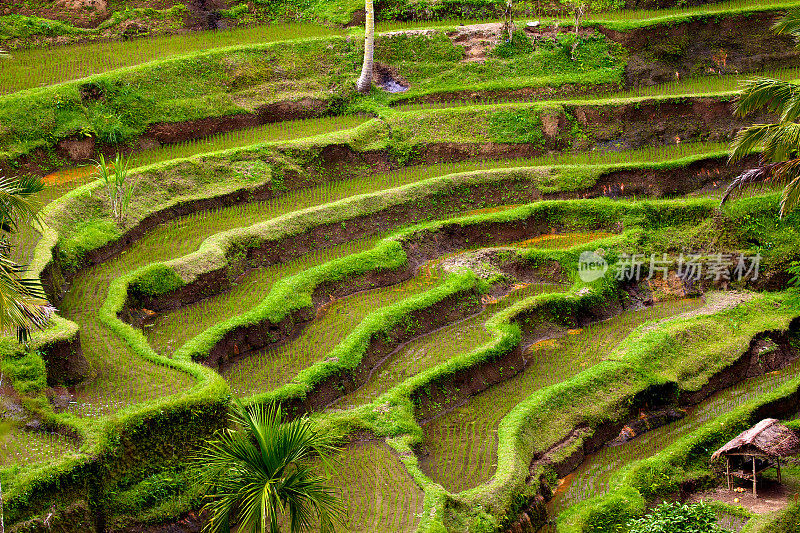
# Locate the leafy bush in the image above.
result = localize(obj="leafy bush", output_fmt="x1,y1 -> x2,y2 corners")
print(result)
492,30 -> 534,58
627,502 -> 730,533
129,265 -> 184,297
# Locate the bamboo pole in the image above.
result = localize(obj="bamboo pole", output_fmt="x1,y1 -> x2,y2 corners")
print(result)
726,456 -> 731,490
752,456 -> 757,498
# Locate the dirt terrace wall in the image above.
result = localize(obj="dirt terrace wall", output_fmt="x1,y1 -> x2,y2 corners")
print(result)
505,317 -> 800,533
127,175 -> 545,314
141,98 -> 333,145
408,99 -> 768,166
390,83 -> 621,107
411,287 -> 629,424
128,150 -> 752,312
15,92 -> 769,181
41,174 -> 302,303
39,330 -> 88,386
599,11 -> 800,88
282,287 -> 484,417
6,395 -> 228,533
392,12 -> 797,105
124,154 -> 753,364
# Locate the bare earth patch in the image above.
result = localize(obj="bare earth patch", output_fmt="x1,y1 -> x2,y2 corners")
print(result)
689,481 -> 793,515
448,23 -> 503,62
640,290 -> 754,335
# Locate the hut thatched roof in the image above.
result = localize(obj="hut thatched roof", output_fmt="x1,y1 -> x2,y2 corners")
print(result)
712,419 -> 800,460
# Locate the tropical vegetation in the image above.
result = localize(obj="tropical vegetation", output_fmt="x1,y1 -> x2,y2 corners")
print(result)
195,400 -> 343,533
0,175 -> 51,343
1,2 -> 800,533
724,11 -> 800,217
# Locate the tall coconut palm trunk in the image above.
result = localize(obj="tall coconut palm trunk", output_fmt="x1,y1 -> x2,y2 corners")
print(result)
356,0 -> 374,93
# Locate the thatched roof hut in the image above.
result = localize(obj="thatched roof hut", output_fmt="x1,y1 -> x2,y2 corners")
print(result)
711,418 -> 800,497
712,419 -> 800,461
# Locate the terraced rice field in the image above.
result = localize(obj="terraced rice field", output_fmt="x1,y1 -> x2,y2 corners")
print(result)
6,4 -> 800,531
127,115 -> 371,169
146,235 -> 387,356
512,232 -> 616,250
59,252 -> 196,418
224,260 -> 446,395
549,358 -> 800,516
0,23 -> 341,94
420,298 -> 705,493
334,282 -> 567,409
0,425 -> 78,466
331,439 -> 425,533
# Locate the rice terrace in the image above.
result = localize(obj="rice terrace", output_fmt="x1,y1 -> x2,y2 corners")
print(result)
6,0 -> 800,532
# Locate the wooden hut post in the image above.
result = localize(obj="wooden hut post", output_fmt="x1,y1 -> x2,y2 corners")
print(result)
726,457 -> 731,490
777,457 -> 782,484
752,456 -> 757,498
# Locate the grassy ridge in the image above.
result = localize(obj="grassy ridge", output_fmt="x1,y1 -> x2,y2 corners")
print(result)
115,152 -> 737,374
10,186 -> 800,529
556,299 -> 800,531
3,113 -> 792,528
551,357 -> 800,516
421,298 -> 703,494
452,292 -> 799,532
4,2 -> 800,528
0,26 -> 625,163
0,22 -> 340,89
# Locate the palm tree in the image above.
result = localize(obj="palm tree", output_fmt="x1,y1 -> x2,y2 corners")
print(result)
196,399 -> 344,533
0,175 -> 52,344
722,12 -> 800,218
356,0 -> 374,93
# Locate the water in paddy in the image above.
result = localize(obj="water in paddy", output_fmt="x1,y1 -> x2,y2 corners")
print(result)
224,261 -> 447,396
56,153 -> 580,418
146,235 -> 385,356
0,423 -> 78,466
330,439 -> 424,533
334,283 -> 568,410
420,298 -> 704,494
547,358 -> 800,519
513,232 -> 615,250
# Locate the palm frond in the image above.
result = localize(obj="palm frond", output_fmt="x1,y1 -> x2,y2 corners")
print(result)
780,175 -> 800,218
197,398 -> 345,533
0,175 -> 43,232
762,121 -> 800,161
721,158 -> 800,205
730,122 -> 800,163
734,78 -> 800,118
0,254 -> 53,343
773,10 -> 800,37
730,124 -> 773,162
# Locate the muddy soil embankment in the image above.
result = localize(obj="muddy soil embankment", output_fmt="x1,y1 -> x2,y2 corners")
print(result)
505,317 -> 800,533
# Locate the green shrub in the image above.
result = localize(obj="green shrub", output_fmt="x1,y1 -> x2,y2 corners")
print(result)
129,264 -> 185,297
0,346 -> 46,396
493,30 -> 534,58
627,501 -> 730,533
